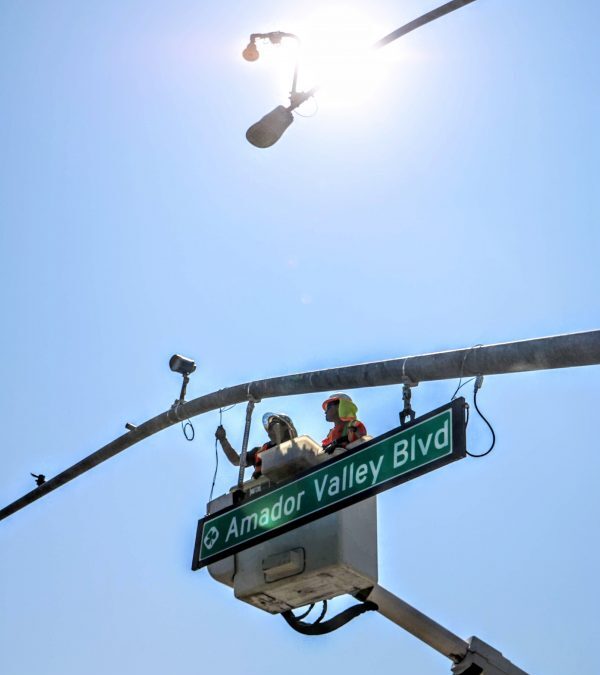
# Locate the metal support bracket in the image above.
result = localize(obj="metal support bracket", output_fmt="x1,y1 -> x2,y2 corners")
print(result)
236,388 -> 262,489
399,378 -> 418,427
451,637 -> 529,675
399,357 -> 419,427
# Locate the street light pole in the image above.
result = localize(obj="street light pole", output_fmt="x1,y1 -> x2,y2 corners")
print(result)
244,0 -> 481,146
1,329 -> 599,522
361,585 -> 529,674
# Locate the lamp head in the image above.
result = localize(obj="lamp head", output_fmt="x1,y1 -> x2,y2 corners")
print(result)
242,41 -> 259,62
246,105 -> 294,148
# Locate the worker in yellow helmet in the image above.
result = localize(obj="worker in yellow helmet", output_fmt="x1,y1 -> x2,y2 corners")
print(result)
321,393 -> 367,455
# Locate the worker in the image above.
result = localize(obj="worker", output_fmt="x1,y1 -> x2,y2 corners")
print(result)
215,413 -> 298,479
321,393 -> 367,454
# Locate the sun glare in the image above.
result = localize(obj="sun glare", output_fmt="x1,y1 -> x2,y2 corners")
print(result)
291,6 -> 396,110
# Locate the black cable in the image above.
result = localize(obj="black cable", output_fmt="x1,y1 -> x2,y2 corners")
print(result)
281,601 -> 377,636
314,600 -> 328,624
451,343 -> 482,400
208,404 -> 237,503
181,420 -> 195,441
451,377 -> 475,400
466,379 -> 496,458
294,604 -> 316,621
208,409 -> 222,504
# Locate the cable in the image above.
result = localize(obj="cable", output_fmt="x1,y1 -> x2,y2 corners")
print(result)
208,404 -> 238,503
451,343 -> 482,400
208,409 -> 223,504
281,600 -> 377,636
209,433 -> 219,503
294,604 -> 316,621
466,376 -> 496,458
293,98 -> 319,118
451,377 -> 475,400
314,600 -> 328,624
181,420 -> 195,441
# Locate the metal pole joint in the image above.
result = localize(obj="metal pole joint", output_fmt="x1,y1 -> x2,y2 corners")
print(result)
451,637 -> 530,675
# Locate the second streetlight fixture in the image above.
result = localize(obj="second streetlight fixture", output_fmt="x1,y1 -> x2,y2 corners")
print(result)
242,0 -> 479,148
246,105 -> 295,148
241,31 -> 316,148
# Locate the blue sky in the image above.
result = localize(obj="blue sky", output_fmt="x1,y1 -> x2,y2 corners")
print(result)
1,1 -> 599,673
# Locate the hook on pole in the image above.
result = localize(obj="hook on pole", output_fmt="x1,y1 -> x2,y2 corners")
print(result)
399,359 -> 418,427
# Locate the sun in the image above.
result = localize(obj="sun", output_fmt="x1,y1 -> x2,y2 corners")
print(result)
248,5 -> 417,119
291,5 -> 397,110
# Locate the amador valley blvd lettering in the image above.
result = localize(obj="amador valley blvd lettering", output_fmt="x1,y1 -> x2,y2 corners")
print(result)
193,398 -> 466,569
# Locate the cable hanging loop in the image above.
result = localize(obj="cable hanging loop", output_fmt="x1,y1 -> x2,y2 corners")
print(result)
172,399 -> 195,441
182,420 -> 195,441
466,375 -> 497,458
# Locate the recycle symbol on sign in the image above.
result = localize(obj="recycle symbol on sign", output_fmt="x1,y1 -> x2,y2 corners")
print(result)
203,526 -> 220,551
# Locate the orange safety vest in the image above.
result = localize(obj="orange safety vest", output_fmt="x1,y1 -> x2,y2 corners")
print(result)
322,420 -> 367,449
250,441 -> 273,479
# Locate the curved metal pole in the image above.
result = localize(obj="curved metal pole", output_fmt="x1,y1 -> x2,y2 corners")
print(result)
1,330 -> 599,522
374,0 -> 479,49
288,0 -> 480,111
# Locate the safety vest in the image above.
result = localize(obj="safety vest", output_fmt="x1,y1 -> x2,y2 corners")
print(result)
322,420 -> 367,450
250,441 -> 273,479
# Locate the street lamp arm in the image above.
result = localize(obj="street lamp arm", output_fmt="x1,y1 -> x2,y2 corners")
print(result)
285,0 -> 480,110
360,584 -> 530,673
245,0 -> 482,145
373,0 -> 480,50
1,329 -> 599,522
359,584 -> 468,661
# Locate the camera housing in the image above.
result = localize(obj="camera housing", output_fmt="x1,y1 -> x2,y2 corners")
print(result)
169,354 -> 196,376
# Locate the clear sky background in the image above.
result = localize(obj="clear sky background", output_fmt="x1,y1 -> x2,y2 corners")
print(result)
1,1 -> 599,673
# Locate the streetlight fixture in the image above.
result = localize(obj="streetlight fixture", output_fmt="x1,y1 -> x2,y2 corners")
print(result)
241,31 -> 317,148
243,0 -> 479,148
242,40 -> 259,62
246,105 -> 295,148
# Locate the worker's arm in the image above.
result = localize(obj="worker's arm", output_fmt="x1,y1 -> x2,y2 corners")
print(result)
215,425 -> 240,466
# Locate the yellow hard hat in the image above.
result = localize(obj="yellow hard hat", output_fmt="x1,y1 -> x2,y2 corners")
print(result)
322,393 -> 358,421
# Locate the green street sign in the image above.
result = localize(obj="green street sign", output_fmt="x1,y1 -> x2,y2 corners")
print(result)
192,398 -> 466,569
